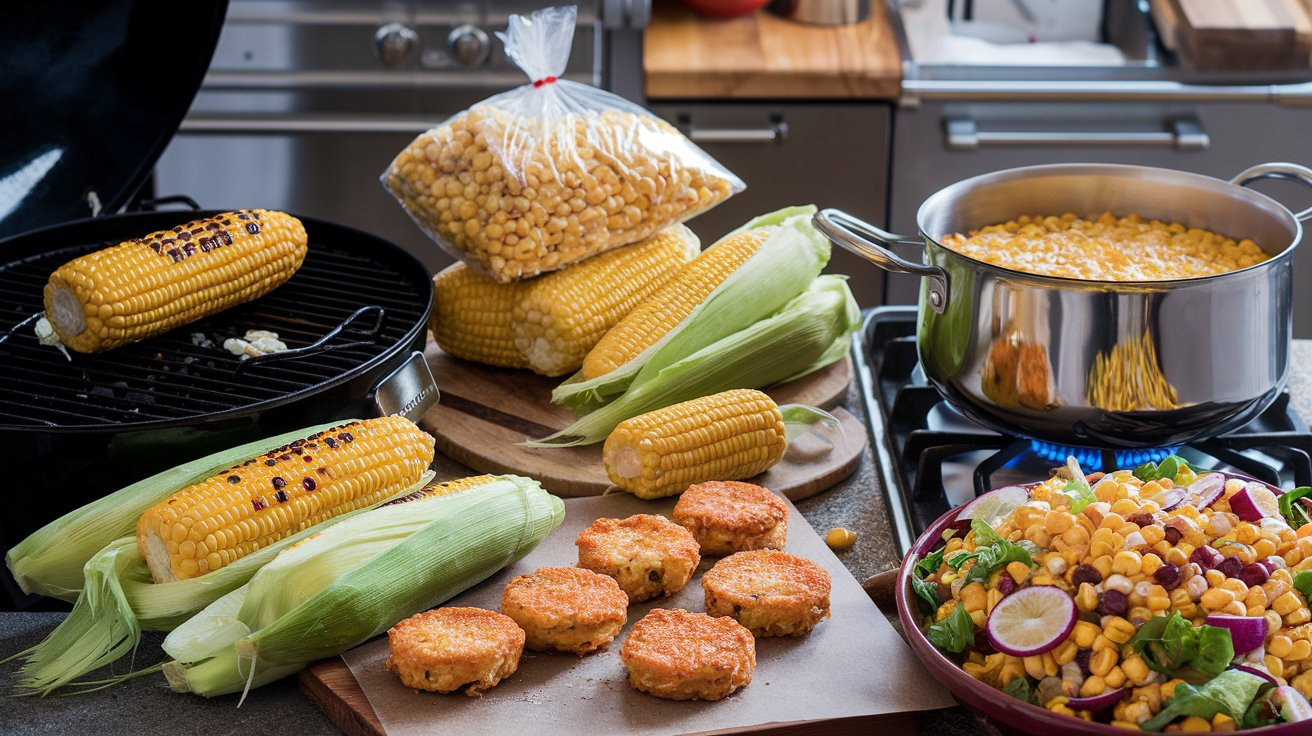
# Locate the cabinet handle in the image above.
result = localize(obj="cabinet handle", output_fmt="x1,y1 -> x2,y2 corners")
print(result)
682,121 -> 789,144
944,118 -> 1209,151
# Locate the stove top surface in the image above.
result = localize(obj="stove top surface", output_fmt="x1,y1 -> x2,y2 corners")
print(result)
855,306 -> 1312,556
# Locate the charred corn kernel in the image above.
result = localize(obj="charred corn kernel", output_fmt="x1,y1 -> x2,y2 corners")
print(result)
1076,582 -> 1100,612
45,210 -> 307,353
135,416 -> 436,583
1113,551 -> 1144,576
1178,715 -> 1211,732
1090,647 -> 1118,677
1104,616 -> 1137,645
1104,666 -> 1127,689
1080,675 -> 1108,697
1074,620 -> 1101,649
1275,591 -> 1304,616
583,228 -> 766,378
1005,560 -> 1031,585
602,389 -> 786,499
961,582 -> 987,613
1211,713 -> 1236,731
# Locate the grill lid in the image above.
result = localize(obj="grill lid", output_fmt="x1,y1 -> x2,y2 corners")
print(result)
0,210 -> 430,428
0,1 -> 227,237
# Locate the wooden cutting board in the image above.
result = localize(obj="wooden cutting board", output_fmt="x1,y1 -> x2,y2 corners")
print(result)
420,341 -> 865,500
1166,0 -> 1312,70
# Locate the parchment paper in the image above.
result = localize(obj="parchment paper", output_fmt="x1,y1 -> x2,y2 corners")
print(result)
342,493 -> 954,735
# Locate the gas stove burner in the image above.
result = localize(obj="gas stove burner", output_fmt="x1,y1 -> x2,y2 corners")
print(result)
1028,440 -> 1179,470
855,305 -> 1312,556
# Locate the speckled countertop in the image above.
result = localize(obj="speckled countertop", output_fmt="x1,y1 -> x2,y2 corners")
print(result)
5,341 -> 1312,735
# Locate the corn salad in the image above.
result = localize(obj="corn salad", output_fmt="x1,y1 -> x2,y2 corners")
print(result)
915,461 -> 1312,731
941,212 -> 1270,281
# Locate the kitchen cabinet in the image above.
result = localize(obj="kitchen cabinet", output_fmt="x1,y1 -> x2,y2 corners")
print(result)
647,102 -> 892,306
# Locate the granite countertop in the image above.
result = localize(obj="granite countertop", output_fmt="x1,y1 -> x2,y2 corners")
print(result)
6,340 -> 1312,735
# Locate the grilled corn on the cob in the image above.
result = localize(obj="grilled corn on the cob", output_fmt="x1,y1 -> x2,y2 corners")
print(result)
603,389 -> 787,499
136,415 -> 435,583
431,225 -> 699,375
44,209 -> 308,353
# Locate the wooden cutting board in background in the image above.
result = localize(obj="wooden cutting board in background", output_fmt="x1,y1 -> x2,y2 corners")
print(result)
419,341 -> 866,500
1162,0 -> 1312,69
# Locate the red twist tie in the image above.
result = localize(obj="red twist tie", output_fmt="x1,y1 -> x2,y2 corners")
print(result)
532,76 -> 557,88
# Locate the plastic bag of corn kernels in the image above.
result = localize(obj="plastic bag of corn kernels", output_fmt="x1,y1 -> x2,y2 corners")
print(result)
381,5 -> 744,283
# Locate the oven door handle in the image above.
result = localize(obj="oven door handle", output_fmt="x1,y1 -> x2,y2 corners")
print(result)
944,118 -> 1210,151
680,121 -> 789,145
178,115 -> 445,135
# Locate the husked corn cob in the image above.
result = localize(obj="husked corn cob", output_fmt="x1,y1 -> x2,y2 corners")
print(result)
603,388 -> 787,499
136,416 -> 435,583
513,225 -> 698,376
431,226 -> 698,375
44,209 -> 307,353
581,229 -> 769,380
382,474 -> 497,506
430,264 -> 529,369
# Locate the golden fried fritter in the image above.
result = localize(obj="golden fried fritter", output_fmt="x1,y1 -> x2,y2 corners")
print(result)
500,567 -> 628,655
672,480 -> 788,555
385,607 -> 525,696
575,514 -> 701,603
702,549 -> 831,637
620,608 -> 755,701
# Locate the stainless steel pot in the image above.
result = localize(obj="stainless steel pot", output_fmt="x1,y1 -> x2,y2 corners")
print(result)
815,162 -> 1312,449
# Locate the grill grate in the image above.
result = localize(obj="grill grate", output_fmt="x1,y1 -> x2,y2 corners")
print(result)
0,238 -> 427,427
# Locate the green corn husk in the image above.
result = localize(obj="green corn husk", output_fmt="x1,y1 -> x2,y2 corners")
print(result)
550,205 -> 830,415
163,474 -> 564,699
528,274 -> 860,447
8,470 -> 435,696
6,421 -> 350,602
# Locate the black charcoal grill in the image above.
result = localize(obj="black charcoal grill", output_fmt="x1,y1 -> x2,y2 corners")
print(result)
0,210 -> 436,608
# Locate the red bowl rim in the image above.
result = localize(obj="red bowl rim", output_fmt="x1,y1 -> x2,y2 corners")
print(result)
894,471 -> 1305,736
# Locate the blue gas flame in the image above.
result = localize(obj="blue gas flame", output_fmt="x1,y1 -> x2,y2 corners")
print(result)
1029,440 -> 1179,470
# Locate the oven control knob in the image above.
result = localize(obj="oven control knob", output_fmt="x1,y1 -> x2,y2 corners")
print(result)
448,25 -> 491,67
375,23 -> 418,68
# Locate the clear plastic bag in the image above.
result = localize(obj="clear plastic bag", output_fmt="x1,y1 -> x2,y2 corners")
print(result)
382,5 -> 744,283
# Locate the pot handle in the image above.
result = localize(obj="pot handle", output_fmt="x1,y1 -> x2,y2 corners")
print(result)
371,351 -> 440,422
812,208 -> 951,314
1230,162 -> 1312,222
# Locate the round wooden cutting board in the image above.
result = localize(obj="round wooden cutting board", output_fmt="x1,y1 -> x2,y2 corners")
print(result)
419,341 -> 866,500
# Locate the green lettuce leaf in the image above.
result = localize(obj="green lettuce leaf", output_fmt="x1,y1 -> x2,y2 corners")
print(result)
1140,669 -> 1266,732
926,602 -> 974,654
1130,612 -> 1234,682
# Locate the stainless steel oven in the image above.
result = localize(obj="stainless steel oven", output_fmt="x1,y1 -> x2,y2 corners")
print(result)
154,0 -> 649,274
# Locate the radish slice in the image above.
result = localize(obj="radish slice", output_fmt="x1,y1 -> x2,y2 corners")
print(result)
1067,688 -> 1129,712
1187,473 -> 1227,508
1274,686 -> 1312,723
1230,482 -> 1282,522
1205,614 -> 1267,654
986,586 -> 1077,657
1233,664 -> 1279,686
1157,488 -> 1187,511
959,485 -> 1030,524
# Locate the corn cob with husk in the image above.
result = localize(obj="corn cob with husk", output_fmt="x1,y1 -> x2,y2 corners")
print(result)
6,417 -> 436,695
44,209 -> 308,353
603,388 -> 842,499
529,274 -> 859,447
161,474 -> 564,699
430,225 -> 699,375
550,206 -> 830,417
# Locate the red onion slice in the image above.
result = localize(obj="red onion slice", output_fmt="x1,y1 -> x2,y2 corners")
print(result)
1066,687 -> 1129,712
1205,614 -> 1267,654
